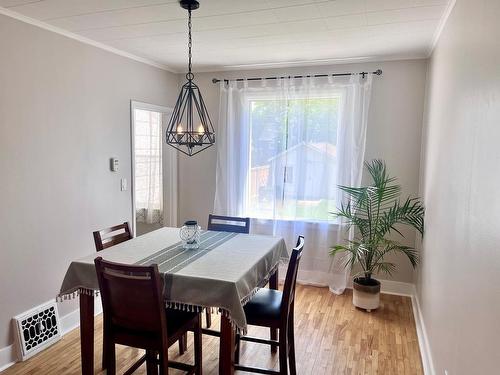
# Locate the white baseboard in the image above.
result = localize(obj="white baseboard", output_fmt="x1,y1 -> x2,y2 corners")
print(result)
0,296 -> 103,372
411,291 -> 435,375
59,297 -> 103,336
292,274 -> 416,297
349,278 -> 416,297
278,266 -> 416,296
0,345 -> 15,372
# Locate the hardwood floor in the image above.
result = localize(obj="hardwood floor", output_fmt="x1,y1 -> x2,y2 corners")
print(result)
1,285 -> 423,374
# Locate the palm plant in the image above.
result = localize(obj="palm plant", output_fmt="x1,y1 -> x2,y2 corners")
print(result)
330,159 -> 425,282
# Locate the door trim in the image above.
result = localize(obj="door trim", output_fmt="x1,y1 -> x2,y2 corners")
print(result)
130,100 -> 176,237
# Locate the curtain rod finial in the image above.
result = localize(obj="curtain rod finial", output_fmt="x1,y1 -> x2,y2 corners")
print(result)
212,78 -> 219,84
375,69 -> 383,75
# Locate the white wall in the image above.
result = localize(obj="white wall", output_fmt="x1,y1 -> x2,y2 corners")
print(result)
178,59 -> 428,283
417,0 -> 500,374
0,14 -> 178,350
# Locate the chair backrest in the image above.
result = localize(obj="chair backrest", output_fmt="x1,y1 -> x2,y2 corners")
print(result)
93,222 -> 132,251
94,257 -> 167,337
207,214 -> 250,234
281,236 -> 304,318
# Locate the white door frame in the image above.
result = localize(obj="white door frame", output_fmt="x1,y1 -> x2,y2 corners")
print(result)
130,100 -> 177,237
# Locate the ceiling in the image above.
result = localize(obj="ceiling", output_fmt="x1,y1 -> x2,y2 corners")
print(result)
0,0 -> 452,72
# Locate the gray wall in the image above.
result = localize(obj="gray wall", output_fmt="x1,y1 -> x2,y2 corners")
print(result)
178,59 -> 428,283
417,0 -> 500,374
0,14 -> 178,348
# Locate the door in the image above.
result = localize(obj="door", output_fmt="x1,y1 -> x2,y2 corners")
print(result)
130,101 -> 177,237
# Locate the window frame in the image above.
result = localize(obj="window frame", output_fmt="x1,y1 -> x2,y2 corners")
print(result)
244,90 -> 344,223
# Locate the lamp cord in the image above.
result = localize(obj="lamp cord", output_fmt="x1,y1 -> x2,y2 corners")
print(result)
188,7 -> 192,77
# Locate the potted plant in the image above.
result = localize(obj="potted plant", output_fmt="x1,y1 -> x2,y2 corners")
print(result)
330,160 -> 425,311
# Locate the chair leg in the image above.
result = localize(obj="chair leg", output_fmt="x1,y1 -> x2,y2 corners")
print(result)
235,334 -> 241,364
146,350 -> 158,375
159,351 -> 169,375
205,309 -> 212,328
178,333 -> 188,355
269,269 -> 279,353
287,312 -> 296,375
194,314 -> 203,375
270,328 -> 278,353
279,328 -> 288,375
101,332 -> 108,370
105,340 -> 116,375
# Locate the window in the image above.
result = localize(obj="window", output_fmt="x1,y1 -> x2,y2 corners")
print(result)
215,75 -> 372,292
247,96 -> 340,222
134,108 -> 163,224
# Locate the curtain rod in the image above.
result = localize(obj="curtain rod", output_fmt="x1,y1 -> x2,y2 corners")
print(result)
212,69 -> 382,84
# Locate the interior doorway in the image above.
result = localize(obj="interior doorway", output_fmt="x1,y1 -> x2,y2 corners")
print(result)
130,101 -> 177,237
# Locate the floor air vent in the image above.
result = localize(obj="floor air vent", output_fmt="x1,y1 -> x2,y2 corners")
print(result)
13,301 -> 61,361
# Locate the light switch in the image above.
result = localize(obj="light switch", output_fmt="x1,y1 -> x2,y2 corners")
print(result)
110,157 -> 119,172
120,178 -> 127,191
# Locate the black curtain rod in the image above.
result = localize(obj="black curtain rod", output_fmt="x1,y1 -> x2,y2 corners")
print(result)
212,69 -> 382,84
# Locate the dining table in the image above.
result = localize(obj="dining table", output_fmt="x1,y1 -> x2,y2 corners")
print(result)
58,227 -> 288,375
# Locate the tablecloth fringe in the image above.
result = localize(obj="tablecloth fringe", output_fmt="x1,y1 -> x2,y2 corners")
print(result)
56,257 -> 289,335
165,300 -> 247,335
56,287 -> 99,302
164,258 -> 287,336
240,260 -> 285,307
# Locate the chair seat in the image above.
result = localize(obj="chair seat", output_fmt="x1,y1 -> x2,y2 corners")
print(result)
113,309 -> 198,349
244,289 -> 283,327
166,308 -> 198,340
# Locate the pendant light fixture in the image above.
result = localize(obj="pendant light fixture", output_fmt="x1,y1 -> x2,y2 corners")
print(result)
166,0 -> 215,156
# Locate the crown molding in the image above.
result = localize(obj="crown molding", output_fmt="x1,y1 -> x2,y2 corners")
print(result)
197,53 -> 428,73
427,0 -> 457,58
0,6 -> 177,73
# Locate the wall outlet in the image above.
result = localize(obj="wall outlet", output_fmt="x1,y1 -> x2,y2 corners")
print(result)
120,178 -> 127,191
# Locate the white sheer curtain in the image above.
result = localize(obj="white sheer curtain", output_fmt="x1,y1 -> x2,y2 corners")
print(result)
214,74 -> 372,294
162,112 -> 178,228
134,109 -> 163,225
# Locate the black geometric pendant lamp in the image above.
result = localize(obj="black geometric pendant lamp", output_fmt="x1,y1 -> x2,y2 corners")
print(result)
166,0 -> 215,156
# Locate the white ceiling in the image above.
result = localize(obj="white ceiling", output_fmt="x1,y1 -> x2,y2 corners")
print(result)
0,0 -> 452,72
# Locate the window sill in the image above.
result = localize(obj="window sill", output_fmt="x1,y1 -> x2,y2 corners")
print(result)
248,216 -> 342,228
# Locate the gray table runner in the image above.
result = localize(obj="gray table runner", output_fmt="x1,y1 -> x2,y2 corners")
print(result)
59,227 -> 289,332
137,231 -> 237,273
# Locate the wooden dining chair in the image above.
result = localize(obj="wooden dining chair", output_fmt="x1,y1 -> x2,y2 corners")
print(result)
234,236 -> 304,375
93,222 -> 132,251
207,214 -> 250,234
93,222 -> 187,362
204,214 -> 250,329
94,257 -> 202,375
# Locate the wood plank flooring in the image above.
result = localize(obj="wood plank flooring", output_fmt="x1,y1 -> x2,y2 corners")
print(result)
1,285 -> 423,374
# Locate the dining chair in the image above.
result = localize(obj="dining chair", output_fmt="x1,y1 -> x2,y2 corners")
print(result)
234,235 -> 304,375
204,214 -> 250,329
207,214 -> 250,234
93,222 -> 132,251
94,257 -> 202,375
93,222 -> 187,362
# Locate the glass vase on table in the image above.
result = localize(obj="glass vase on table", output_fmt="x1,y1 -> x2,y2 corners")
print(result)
180,220 -> 201,249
